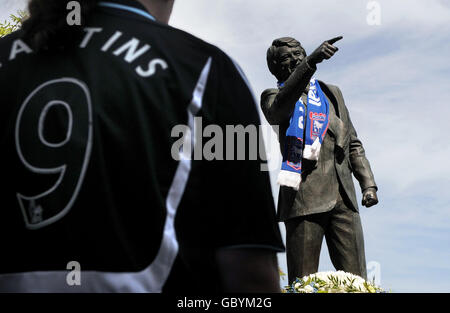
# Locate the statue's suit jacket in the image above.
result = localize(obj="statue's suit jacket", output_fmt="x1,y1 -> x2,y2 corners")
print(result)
261,69 -> 377,222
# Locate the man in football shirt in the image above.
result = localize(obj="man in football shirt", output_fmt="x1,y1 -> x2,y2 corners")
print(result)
0,0 -> 284,292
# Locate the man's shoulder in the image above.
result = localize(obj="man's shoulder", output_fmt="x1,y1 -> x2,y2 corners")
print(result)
136,22 -> 224,60
318,80 -> 340,95
260,88 -> 278,109
261,88 -> 278,100
318,80 -> 346,103
95,10 -> 226,61
163,25 -> 222,55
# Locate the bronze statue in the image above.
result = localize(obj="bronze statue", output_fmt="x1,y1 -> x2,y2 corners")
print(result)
260,36 -> 378,283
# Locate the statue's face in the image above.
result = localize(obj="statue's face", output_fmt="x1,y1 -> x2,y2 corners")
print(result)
276,45 -> 306,82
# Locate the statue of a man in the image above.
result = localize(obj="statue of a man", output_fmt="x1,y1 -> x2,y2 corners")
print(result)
260,36 -> 379,283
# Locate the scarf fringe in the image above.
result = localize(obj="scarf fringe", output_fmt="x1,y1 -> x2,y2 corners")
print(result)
303,137 -> 321,161
277,170 -> 302,191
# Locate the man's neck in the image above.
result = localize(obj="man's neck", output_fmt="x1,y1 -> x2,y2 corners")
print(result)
137,0 -> 175,24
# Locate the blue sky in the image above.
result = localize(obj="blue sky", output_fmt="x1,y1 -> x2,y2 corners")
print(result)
2,0 -> 450,292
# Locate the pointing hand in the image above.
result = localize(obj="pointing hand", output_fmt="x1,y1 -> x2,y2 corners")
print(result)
306,36 -> 343,66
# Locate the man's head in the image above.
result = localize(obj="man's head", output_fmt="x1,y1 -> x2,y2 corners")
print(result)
266,37 -> 306,83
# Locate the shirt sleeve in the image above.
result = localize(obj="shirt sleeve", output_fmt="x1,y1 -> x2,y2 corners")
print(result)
199,50 -> 285,252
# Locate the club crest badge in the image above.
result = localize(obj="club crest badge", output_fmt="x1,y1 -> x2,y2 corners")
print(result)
309,112 -> 327,140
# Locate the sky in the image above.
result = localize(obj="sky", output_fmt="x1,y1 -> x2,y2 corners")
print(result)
2,0 -> 450,292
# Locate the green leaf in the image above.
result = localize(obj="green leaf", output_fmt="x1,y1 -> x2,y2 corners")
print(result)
0,10 -> 28,38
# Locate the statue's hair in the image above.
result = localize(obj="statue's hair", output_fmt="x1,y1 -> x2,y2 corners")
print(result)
21,0 -> 100,51
266,37 -> 306,79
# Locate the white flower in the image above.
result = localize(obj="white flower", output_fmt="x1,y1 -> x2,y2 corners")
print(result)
286,270 -> 384,293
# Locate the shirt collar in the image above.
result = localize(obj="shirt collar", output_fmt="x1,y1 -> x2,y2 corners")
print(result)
98,0 -> 156,22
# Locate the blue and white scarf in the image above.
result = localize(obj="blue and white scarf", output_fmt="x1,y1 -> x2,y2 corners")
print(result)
277,78 -> 330,190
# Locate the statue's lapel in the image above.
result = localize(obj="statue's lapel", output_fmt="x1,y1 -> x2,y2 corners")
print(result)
329,115 -> 348,149
318,81 -> 349,149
